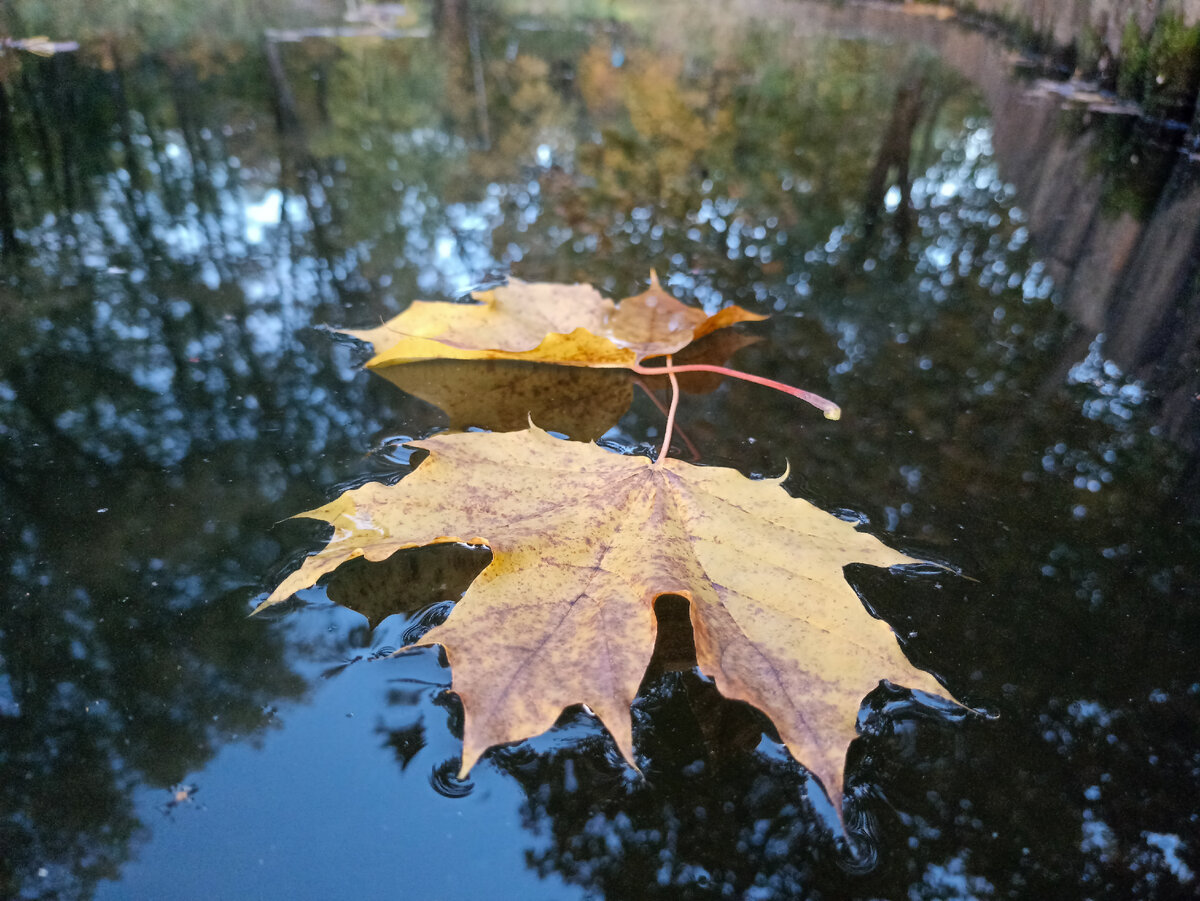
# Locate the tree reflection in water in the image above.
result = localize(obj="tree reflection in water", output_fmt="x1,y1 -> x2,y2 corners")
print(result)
0,1 -> 1198,897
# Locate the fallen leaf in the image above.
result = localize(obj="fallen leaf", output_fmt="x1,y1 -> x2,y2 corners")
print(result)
260,426 -> 955,818
345,274 -> 764,369
605,272 -> 764,360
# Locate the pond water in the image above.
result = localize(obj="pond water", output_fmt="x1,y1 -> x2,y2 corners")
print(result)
2,1 -> 1199,898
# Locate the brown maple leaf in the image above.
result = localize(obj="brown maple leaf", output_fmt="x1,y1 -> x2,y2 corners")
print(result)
344,273 -> 764,369
259,426 -> 956,820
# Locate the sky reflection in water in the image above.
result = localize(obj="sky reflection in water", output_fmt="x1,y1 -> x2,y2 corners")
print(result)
1,2 -> 1198,899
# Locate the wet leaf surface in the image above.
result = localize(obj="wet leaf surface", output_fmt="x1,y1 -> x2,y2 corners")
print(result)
347,273 -> 764,368
2,0 -> 1198,897
260,426 -> 955,817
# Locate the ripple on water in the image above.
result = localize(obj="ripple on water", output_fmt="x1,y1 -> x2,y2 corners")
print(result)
429,759 -> 475,798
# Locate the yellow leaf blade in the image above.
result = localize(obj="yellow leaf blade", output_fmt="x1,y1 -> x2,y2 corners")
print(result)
366,327 -> 637,368
344,277 -> 764,369
659,459 -> 945,813
262,427 -> 958,820
345,281 -> 613,361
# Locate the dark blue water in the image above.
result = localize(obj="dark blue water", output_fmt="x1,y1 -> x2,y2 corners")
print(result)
2,2 -> 1198,898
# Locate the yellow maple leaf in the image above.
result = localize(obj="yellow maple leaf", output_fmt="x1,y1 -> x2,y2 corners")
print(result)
344,273 -> 764,369
259,426 -> 955,819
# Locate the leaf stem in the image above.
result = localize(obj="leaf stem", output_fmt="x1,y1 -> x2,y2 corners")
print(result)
630,361 -> 841,420
633,376 -> 701,460
654,355 -> 681,466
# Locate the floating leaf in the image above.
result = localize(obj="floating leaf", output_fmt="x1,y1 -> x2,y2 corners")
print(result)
346,274 -> 765,369
260,426 -> 955,819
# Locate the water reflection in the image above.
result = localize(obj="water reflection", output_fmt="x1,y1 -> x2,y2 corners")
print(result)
0,1 -> 1198,898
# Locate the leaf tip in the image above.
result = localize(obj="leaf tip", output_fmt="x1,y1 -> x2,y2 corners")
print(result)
457,736 -> 488,780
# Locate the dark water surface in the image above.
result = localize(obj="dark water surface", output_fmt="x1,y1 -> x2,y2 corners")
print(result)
2,1 -> 1198,898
